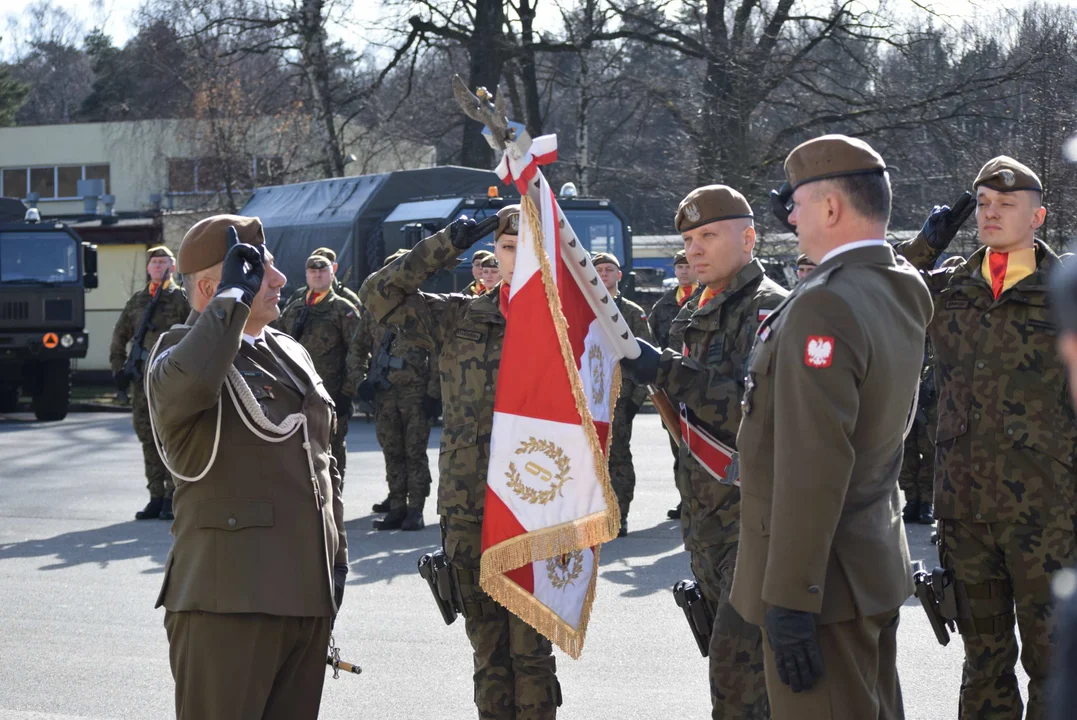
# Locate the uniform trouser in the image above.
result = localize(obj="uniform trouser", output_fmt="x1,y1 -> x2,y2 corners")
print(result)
609,397 -> 639,523
761,609 -> 903,720
444,516 -> 560,719
374,387 -> 433,511
164,610 -> 330,720
132,383 -> 173,499
939,520 -> 1075,720
897,419 -> 934,505
330,395 -> 350,483
691,542 -> 769,720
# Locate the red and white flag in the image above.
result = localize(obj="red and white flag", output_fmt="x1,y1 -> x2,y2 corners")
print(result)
480,151 -> 623,659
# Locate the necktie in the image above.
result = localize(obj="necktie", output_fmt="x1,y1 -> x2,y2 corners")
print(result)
249,339 -> 302,396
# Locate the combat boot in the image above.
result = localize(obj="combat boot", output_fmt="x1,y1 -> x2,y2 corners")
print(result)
401,508 -> 425,531
373,507 -> 407,531
617,521 -> 628,538
159,495 -> 174,521
135,497 -> 163,520
902,499 -> 920,523
372,497 -> 391,513
919,502 -> 934,525
667,502 -> 682,520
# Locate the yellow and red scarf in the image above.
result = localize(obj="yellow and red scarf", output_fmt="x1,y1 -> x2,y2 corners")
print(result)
305,289 -> 329,306
147,277 -> 173,297
983,248 -> 1036,299
498,282 -> 511,320
676,282 -> 697,307
699,286 -> 723,309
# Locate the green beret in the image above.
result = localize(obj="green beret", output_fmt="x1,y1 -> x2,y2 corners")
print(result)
796,254 -> 816,268
147,245 -> 174,260
496,205 -> 521,239
784,134 -> 886,190
974,156 -> 1042,193
472,250 -> 495,263
673,249 -> 689,266
675,185 -> 753,232
592,252 -> 620,269
178,215 -> 265,275
480,255 -> 499,269
306,255 -> 330,269
312,246 -> 337,263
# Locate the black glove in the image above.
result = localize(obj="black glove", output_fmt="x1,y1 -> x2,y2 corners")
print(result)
422,395 -> 442,419
770,182 -> 796,234
620,339 -> 661,385
334,563 -> 348,609
920,191 -> 974,251
449,214 -> 500,250
356,380 -> 376,403
113,371 -> 130,393
216,226 -> 265,306
765,606 -> 824,693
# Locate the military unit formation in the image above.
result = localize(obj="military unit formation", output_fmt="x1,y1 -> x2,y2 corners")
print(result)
104,129 -> 1077,720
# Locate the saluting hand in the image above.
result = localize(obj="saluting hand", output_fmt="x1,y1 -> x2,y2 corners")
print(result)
765,606 -> 825,693
449,214 -> 500,250
921,191 -> 974,251
217,226 -> 265,306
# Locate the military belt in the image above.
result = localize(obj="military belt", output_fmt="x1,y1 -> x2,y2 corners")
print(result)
450,567 -> 500,618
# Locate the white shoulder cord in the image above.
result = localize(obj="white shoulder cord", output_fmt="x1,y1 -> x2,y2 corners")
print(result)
902,381 -> 920,442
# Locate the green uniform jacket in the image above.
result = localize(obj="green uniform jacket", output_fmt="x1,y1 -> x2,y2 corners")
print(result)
655,260 -> 787,552
278,289 -> 362,399
648,284 -> 692,350
895,235 -> 1076,530
615,294 -> 652,406
730,245 -> 931,626
109,281 -> 191,376
359,229 -> 504,522
353,304 -> 440,399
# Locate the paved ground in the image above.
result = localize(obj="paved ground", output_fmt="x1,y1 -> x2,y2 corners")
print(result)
0,412 -> 1026,719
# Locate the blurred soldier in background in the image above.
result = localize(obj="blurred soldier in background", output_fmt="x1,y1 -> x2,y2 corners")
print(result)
284,246 -> 362,309
480,254 -> 502,289
795,254 -> 816,282
466,250 -> 495,295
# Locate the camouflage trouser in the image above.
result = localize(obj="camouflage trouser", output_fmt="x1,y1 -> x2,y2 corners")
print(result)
374,386 -> 432,511
443,516 -> 560,719
897,418 -> 935,504
939,519 -> 1076,720
132,383 -> 173,499
609,397 -> 639,523
691,542 -> 769,720
332,399 -> 349,483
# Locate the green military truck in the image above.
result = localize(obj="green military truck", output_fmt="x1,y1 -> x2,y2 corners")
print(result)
0,199 -> 99,421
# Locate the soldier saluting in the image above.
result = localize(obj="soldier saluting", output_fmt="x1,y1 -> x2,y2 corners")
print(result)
729,135 -> 932,718
109,245 -> 190,521
896,156 -> 1076,719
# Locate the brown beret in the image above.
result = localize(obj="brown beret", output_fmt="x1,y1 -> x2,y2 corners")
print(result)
480,255 -> 499,269
147,245 -> 174,260
306,255 -> 330,269
178,215 -> 265,275
974,156 -> 1042,193
796,254 -> 816,268
496,205 -> 521,239
673,249 -> 689,266
312,246 -> 337,263
472,250 -> 495,263
675,185 -> 753,232
592,252 -> 620,269
784,135 -> 886,190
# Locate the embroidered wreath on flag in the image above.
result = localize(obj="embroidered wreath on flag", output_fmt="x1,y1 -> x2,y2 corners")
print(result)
546,550 -> 585,590
506,437 -> 572,505
587,344 -> 606,406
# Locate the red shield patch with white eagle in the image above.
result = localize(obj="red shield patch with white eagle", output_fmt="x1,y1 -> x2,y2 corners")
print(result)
805,336 -> 834,368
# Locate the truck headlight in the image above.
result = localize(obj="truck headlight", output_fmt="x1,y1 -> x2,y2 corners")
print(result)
60,334 -> 74,348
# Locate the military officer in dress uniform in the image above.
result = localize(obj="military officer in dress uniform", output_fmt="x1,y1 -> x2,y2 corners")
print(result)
729,135 -> 932,719
145,214 -> 348,720
593,252 -> 652,536
466,249 -> 495,295
109,245 -> 190,520
896,157 -> 1076,720
360,205 -> 561,719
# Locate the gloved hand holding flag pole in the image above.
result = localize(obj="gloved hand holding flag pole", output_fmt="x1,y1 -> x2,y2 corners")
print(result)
452,76 -> 639,659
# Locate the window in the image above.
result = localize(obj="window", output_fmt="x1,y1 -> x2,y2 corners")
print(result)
168,156 -> 284,194
85,165 -> 110,193
58,166 -> 82,198
30,167 -> 54,198
0,165 -> 112,200
254,156 -> 283,186
0,230 -> 79,284
2,169 -> 26,200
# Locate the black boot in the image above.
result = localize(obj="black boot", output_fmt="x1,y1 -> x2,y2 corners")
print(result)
667,502 -> 682,520
372,497 -> 391,513
617,520 -> 628,538
135,497 -> 163,520
919,502 -> 935,525
159,495 -> 174,521
902,499 -> 920,523
373,507 -> 407,531
401,508 -> 425,531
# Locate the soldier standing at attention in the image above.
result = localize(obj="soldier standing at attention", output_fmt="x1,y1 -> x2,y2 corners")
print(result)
109,245 -> 190,521
593,252 -> 651,537
146,215 -> 348,720
795,254 -> 817,282
360,205 -> 562,719
622,185 -> 786,719
466,249 -> 495,295
355,251 -> 440,532
480,254 -> 502,288
284,246 -> 362,309
896,157 -> 1075,720
729,135 -> 932,719
278,254 -> 362,484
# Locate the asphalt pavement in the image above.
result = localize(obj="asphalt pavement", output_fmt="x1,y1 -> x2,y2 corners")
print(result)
0,412 -> 1026,719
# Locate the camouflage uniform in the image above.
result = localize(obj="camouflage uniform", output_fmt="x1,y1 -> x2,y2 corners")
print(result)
109,279 -> 191,499
656,259 -> 787,720
359,228 -> 560,719
896,234 -> 1077,720
649,283 -> 700,481
278,288 -> 362,480
898,355 -> 938,507
286,277 -> 362,310
609,294 -> 652,526
354,304 -> 438,512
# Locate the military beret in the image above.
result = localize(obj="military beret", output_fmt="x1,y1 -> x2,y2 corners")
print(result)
974,156 -> 1042,193
178,215 -> 265,275
312,246 -> 337,263
472,250 -> 495,263
306,255 -> 330,269
796,254 -> 816,268
784,134 -> 886,190
496,205 -> 521,239
592,252 -> 620,268
480,255 -> 499,269
1051,253 -> 1077,334
675,185 -> 753,232
147,245 -> 174,260
673,249 -> 689,266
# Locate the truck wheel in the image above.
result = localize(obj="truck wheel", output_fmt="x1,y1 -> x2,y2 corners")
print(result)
32,359 -> 70,422
0,385 -> 18,413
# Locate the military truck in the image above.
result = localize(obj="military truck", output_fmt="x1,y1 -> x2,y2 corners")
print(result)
0,198 -> 99,421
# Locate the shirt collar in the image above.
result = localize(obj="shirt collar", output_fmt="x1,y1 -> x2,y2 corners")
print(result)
818,239 -> 889,266
242,330 -> 266,345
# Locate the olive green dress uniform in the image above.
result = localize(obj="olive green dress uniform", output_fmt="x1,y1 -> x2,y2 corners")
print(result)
893,156 -> 1076,720
608,287 -> 652,527
730,137 -> 933,720
359,215 -> 560,720
147,216 -> 347,720
109,273 -> 190,502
